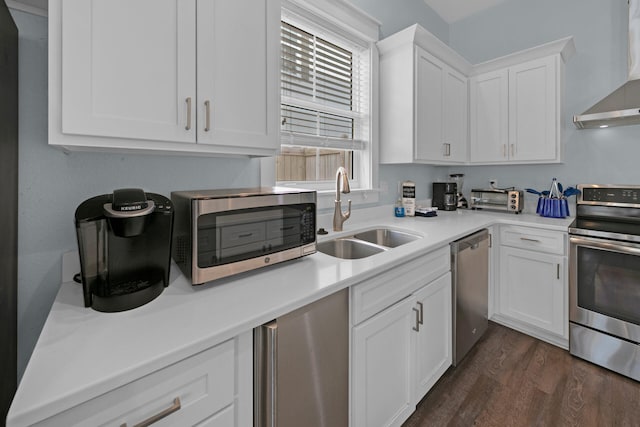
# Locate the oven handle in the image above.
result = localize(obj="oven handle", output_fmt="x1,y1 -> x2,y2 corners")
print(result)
569,235 -> 640,255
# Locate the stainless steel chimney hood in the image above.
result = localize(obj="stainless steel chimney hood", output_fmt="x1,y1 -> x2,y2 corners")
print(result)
574,0 -> 640,129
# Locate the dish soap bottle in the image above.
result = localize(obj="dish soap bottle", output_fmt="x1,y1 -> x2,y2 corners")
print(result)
395,197 -> 405,217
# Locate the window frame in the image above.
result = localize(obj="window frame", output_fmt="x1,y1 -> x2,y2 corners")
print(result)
261,0 -> 380,209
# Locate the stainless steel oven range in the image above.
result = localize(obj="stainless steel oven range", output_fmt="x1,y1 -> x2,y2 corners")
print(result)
569,184 -> 640,381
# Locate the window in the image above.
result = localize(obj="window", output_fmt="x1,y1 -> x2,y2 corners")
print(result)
277,10 -> 373,191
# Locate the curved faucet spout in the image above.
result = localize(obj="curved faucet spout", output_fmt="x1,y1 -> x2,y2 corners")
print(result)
334,167 -> 352,231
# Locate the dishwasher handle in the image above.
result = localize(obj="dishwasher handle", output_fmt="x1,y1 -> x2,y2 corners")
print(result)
451,229 -> 489,253
254,321 -> 277,427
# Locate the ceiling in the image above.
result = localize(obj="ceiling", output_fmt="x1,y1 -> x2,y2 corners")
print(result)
424,0 -> 509,23
6,0 -> 48,15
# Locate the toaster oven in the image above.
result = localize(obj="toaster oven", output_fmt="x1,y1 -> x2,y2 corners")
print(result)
171,187 -> 316,285
470,188 -> 523,214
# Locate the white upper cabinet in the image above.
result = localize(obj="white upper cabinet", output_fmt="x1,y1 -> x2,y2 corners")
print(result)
508,56 -> 558,161
49,0 -> 279,157
470,39 -> 575,164
60,0 -> 197,143
379,24 -> 574,166
469,69 -> 509,163
196,0 -> 279,150
378,25 -> 472,165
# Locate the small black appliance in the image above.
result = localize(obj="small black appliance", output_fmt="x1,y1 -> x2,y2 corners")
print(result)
75,188 -> 174,312
432,182 -> 458,211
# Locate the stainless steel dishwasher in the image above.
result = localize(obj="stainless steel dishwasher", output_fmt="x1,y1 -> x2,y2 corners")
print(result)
254,288 -> 348,427
451,229 -> 489,366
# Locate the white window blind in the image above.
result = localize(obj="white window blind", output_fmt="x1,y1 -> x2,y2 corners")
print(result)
280,20 -> 369,151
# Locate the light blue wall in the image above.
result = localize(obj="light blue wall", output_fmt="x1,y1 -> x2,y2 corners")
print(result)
446,0 -> 634,194
348,0 -> 451,204
11,10 -> 262,377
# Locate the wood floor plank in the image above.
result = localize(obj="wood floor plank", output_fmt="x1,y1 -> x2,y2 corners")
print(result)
404,322 -> 640,427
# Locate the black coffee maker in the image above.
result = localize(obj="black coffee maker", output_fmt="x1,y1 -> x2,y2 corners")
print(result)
432,182 -> 458,211
75,188 -> 174,312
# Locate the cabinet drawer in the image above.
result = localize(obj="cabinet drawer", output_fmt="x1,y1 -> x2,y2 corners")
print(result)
37,338 -> 240,427
500,225 -> 565,255
351,246 -> 450,325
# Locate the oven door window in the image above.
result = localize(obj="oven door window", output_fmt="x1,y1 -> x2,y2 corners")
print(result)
197,204 -> 315,268
577,245 -> 640,326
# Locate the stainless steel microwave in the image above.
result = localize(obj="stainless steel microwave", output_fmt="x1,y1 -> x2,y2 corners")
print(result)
171,187 -> 316,285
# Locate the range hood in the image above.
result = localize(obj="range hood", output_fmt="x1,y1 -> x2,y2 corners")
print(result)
574,0 -> 640,129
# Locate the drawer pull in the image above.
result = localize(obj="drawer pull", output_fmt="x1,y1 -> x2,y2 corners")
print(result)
416,301 -> 424,325
185,97 -> 192,131
204,100 -> 211,132
121,397 -> 181,427
412,307 -> 420,332
520,237 -> 541,243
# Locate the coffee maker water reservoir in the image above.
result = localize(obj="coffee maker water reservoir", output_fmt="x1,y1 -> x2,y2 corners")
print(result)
75,188 -> 174,312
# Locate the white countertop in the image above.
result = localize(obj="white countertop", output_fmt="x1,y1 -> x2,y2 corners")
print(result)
7,206 -> 573,427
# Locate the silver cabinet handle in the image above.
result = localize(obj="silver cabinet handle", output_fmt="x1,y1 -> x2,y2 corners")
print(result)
412,307 -> 420,332
120,397 -> 181,427
204,100 -> 211,132
416,301 -> 423,325
520,237 -> 541,243
557,263 -> 560,279
503,144 -> 507,158
185,97 -> 192,131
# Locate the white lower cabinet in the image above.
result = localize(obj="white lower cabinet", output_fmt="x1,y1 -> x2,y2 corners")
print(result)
35,332 -> 253,427
352,297 -> 416,427
414,273 -> 452,399
494,225 -> 568,347
351,248 -> 452,427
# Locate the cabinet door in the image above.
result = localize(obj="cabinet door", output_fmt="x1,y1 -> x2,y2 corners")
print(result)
470,69 -> 508,163
414,272 -> 452,401
508,56 -> 557,161
196,0 -> 279,151
61,0 -> 196,143
415,48 -> 444,162
499,246 -> 564,336
352,297 -> 416,427
443,69 -> 468,162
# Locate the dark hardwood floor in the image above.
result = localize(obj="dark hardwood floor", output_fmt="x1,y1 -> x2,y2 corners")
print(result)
404,322 -> 640,427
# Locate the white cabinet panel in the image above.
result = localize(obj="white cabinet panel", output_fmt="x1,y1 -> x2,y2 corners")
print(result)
196,0 -> 279,150
509,56 -> 558,161
414,272 -> 452,400
499,246 -> 565,337
470,70 -> 508,163
61,0 -> 196,143
352,297 -> 416,427
444,69 -> 469,162
415,49 -> 444,162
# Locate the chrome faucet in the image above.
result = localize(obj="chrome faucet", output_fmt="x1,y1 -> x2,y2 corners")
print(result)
333,167 -> 351,231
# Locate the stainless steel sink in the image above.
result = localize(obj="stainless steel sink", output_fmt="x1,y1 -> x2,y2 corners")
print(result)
317,228 -> 421,259
316,238 -> 387,260
353,228 -> 420,248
